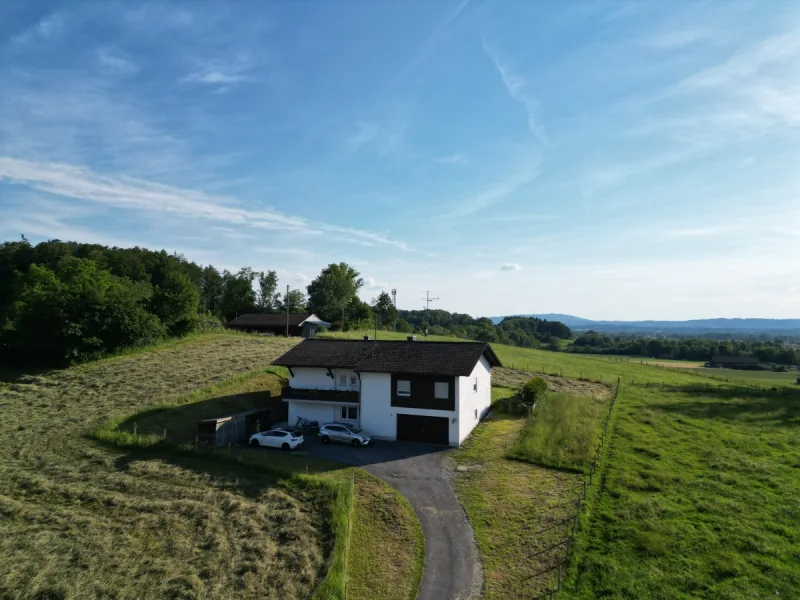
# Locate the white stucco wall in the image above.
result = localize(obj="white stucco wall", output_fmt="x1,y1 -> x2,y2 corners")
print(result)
288,401 -> 336,426
358,372 -> 393,438
359,372 -> 461,444
457,356 -> 492,444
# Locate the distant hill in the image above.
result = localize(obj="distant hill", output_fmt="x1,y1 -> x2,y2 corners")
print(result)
489,314 -> 800,334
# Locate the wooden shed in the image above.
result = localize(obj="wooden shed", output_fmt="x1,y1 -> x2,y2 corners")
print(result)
196,408 -> 272,447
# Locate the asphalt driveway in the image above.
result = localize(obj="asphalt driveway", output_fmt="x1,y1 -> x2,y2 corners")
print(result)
295,436 -> 483,600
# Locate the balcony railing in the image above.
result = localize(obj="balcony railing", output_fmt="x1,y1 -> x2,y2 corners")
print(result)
281,387 -> 359,404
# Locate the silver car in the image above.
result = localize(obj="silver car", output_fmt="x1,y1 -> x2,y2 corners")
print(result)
318,423 -> 373,447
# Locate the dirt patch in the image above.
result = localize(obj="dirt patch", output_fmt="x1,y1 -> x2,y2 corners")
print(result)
492,367 -> 611,398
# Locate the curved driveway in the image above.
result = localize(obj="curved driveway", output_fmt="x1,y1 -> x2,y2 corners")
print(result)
300,439 -> 483,600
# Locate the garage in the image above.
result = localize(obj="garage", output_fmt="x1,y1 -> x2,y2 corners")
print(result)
396,414 -> 449,445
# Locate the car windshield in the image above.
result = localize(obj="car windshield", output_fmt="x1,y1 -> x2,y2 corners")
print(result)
346,425 -> 362,433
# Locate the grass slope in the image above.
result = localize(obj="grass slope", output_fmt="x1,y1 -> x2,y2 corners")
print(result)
566,384 -> 800,599
0,333 -> 340,599
460,343 -> 800,599
451,408 -> 583,599
78,335 -> 423,600
347,471 -> 424,600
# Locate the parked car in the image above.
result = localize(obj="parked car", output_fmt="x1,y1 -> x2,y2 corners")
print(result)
275,427 -> 302,437
318,423 -> 373,447
249,429 -> 304,450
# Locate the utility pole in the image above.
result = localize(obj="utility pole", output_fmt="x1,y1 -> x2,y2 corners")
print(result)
391,288 -> 397,331
285,284 -> 290,337
422,291 -> 438,341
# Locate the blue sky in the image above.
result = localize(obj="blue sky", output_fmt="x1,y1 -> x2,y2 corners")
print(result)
1,1 -> 798,320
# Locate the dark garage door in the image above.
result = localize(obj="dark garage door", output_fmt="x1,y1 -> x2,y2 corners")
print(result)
396,414 -> 449,445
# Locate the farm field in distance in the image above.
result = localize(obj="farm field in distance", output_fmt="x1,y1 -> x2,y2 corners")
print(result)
584,354 -> 800,388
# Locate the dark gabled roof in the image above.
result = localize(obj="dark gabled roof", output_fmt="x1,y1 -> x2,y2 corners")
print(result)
272,339 -> 502,376
228,313 -> 314,327
272,340 -> 379,369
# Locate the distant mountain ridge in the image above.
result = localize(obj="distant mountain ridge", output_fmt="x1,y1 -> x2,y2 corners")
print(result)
490,314 -> 800,333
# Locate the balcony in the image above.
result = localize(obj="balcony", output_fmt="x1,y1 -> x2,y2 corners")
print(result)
281,387 -> 359,404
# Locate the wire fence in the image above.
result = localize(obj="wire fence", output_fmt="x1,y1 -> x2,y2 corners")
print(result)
516,377 -> 622,600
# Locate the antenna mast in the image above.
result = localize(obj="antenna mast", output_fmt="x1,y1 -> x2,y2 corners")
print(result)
391,288 -> 397,331
285,284 -> 290,337
423,291 -> 439,340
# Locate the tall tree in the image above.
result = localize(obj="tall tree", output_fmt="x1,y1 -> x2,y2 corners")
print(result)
278,288 -> 307,313
7,257 -> 163,362
306,262 -> 364,323
372,291 -> 397,328
219,268 -> 258,320
257,270 -> 280,312
151,269 -> 200,335
199,265 -> 224,314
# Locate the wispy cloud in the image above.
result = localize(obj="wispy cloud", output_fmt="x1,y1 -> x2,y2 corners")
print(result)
182,56 -> 255,86
9,11 -> 66,49
0,157 -> 411,251
500,263 -> 520,271
253,247 -> 314,256
96,48 -> 138,76
645,28 -> 718,50
481,35 -> 545,143
435,154 -> 468,165
680,31 -> 800,90
447,149 -> 541,217
345,122 -> 379,151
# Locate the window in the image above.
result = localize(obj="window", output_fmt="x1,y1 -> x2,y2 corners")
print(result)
350,376 -> 358,386
397,380 -> 411,396
473,377 -> 478,393
338,374 -> 347,386
434,381 -> 449,399
474,409 -> 478,419
340,406 -> 358,421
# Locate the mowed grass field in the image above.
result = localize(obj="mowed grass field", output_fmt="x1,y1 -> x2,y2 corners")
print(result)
586,354 -> 800,388
466,343 -> 800,599
0,332 -> 423,600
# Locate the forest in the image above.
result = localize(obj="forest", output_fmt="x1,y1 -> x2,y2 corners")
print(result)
0,239 -> 573,365
568,330 -> 800,365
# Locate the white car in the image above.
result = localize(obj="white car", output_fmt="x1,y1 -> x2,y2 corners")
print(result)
318,423 -> 373,447
249,429 -> 304,450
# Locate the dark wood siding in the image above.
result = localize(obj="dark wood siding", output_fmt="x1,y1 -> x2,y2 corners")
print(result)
396,414 -> 449,445
390,373 -> 455,411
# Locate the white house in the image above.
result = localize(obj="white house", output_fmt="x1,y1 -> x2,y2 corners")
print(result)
272,338 -> 501,446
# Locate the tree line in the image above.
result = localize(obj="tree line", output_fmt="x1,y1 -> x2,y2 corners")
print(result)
0,238 -> 574,364
0,239 -> 405,364
567,331 -> 800,366
395,310 -> 572,348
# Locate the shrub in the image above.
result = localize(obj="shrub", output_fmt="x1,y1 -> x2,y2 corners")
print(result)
520,377 -> 548,404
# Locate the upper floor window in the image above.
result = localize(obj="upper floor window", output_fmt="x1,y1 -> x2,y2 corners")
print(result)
434,381 -> 449,399
338,374 -> 347,386
397,380 -> 411,396
473,377 -> 478,393
350,376 -> 358,386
